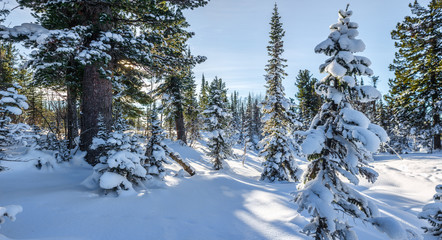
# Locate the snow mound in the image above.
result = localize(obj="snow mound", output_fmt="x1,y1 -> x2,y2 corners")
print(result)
369,217 -> 406,240
0,205 -> 23,224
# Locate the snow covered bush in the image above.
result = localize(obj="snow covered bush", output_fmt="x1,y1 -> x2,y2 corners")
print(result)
0,84 -> 29,144
260,4 -> 302,182
0,205 -> 22,227
203,77 -> 232,170
294,8 -> 403,240
83,116 -> 147,196
0,83 -> 29,169
35,132 -> 70,163
419,184 -> 442,237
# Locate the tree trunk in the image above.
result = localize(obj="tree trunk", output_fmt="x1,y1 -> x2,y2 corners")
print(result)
80,64 -> 112,165
434,113 -> 441,150
78,2 -> 113,165
175,109 -> 187,144
67,85 -> 78,149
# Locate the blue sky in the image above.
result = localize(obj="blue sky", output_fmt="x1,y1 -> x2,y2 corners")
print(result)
4,0 -> 428,98
184,0 -> 430,98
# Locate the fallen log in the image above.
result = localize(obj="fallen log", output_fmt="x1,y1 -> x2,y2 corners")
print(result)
166,150 -> 196,176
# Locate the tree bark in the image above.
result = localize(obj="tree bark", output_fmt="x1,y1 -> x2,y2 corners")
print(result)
78,2 -> 113,165
175,109 -> 187,144
80,65 -> 113,165
167,150 -> 195,176
66,85 -> 78,149
434,113 -> 441,150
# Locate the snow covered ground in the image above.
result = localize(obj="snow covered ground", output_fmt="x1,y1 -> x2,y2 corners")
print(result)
0,141 -> 441,240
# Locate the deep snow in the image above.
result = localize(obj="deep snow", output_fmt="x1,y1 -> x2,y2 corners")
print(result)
0,141 -> 441,240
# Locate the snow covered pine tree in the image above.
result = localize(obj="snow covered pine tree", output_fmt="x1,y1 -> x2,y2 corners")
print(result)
83,116 -> 147,196
295,7 -> 406,240
0,83 -> 29,162
419,184 -> 442,237
203,77 -> 231,170
145,108 -> 169,179
260,3 -> 302,182
145,107 -> 196,178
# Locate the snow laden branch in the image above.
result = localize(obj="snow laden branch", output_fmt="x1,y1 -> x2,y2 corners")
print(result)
294,8 -> 409,240
419,184 -> 442,237
0,205 -> 22,227
0,22 -> 48,43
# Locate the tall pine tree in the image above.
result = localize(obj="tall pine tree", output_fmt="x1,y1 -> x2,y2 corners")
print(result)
388,0 -> 441,150
260,3 -> 301,182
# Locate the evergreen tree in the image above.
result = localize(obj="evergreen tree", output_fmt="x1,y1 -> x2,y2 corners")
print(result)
419,184 -> 442,237
83,115 -> 147,196
295,8 -> 396,239
157,74 -> 188,144
12,0 -> 208,164
388,0 -> 441,150
0,83 -> 29,168
204,77 -> 231,170
229,91 -> 241,143
0,42 -> 16,86
295,69 -> 322,129
244,94 -> 256,150
238,102 -> 245,144
199,74 -> 209,112
260,3 -> 301,182
145,108 -> 167,179
183,67 -> 200,146
252,98 -> 262,142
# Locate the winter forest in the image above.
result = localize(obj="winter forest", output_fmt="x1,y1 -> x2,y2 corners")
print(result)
0,0 -> 441,239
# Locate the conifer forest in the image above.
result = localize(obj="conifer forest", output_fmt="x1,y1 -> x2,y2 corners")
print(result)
0,0 -> 441,239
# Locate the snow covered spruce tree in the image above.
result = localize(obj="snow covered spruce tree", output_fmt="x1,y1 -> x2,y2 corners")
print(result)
260,3 -> 301,182
419,184 -> 442,237
83,115 -> 147,196
244,94 -> 256,150
294,8 -> 403,239
183,67 -> 200,146
145,108 -> 168,179
13,0 -> 208,164
229,91 -> 242,143
204,77 -> 231,170
145,106 -> 196,177
0,84 -> 29,160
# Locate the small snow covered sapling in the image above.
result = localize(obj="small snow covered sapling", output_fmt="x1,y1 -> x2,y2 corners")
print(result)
145,107 -> 196,178
36,132 -> 70,167
295,7 -> 402,240
83,115 -> 147,196
419,184 -> 442,237
145,109 -> 168,179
